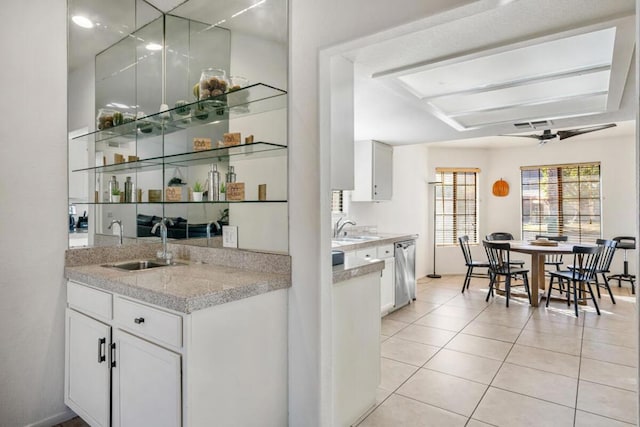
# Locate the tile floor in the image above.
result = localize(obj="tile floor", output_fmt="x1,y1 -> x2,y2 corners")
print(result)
357,275 -> 638,427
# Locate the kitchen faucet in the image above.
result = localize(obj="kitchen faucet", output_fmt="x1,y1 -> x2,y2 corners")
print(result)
206,221 -> 220,247
334,217 -> 356,238
151,217 -> 175,262
108,219 -> 123,246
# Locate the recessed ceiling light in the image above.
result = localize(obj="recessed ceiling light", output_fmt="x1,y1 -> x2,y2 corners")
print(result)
145,43 -> 163,51
72,15 -> 94,29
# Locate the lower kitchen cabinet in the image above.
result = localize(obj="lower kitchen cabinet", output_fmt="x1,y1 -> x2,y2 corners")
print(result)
377,244 -> 395,315
65,309 -> 111,427
112,329 -> 181,427
65,280 -> 287,427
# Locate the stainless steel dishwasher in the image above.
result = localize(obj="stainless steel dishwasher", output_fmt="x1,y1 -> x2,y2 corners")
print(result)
394,240 -> 416,309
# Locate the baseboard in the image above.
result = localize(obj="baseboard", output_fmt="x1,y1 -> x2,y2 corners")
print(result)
25,408 -> 76,427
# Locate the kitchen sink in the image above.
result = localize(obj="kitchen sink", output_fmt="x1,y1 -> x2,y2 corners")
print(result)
103,259 -> 184,271
334,235 -> 382,242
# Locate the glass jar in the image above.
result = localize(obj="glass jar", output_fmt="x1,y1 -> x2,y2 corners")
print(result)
96,108 -> 116,130
198,68 -> 228,100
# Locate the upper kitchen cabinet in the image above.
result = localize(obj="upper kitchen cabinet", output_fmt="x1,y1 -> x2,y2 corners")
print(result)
352,140 -> 393,201
68,0 -> 288,253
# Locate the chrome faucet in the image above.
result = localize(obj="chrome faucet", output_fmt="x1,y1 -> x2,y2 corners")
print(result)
334,217 -> 356,238
108,219 -> 123,246
151,217 -> 174,262
206,221 -> 220,247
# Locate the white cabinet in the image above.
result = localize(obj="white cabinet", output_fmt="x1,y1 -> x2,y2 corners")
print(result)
65,309 -> 111,427
65,280 -> 288,427
377,244 -> 395,315
352,140 -> 393,201
112,329 -> 181,427
332,271 -> 381,426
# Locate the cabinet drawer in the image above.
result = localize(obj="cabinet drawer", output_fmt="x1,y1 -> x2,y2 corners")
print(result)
67,281 -> 112,322
377,244 -> 394,259
356,247 -> 377,260
113,297 -> 182,349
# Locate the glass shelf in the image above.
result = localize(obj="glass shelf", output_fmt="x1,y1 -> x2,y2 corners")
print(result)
72,141 -> 287,173
72,83 -> 287,145
83,200 -> 287,205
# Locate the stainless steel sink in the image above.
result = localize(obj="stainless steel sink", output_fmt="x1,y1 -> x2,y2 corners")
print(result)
103,259 -> 184,271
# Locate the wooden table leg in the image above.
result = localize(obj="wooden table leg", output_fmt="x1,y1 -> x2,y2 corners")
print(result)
530,254 -> 545,307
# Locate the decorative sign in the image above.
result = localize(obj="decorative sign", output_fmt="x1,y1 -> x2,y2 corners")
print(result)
165,186 -> 182,202
148,189 -> 162,202
258,184 -> 267,201
127,155 -> 139,163
492,179 -> 510,197
193,137 -> 212,151
245,134 -> 254,144
226,182 -> 245,201
223,132 -> 241,147
114,153 -> 125,164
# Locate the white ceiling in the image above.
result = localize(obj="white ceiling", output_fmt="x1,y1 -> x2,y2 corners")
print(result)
68,0 -> 286,71
344,0 -> 636,146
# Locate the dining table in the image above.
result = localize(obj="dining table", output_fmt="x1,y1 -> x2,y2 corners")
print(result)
506,240 -> 576,307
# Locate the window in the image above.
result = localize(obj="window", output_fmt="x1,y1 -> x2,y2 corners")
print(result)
435,168 -> 479,245
521,162 -> 601,243
331,190 -> 344,213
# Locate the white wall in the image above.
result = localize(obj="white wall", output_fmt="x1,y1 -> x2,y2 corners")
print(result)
0,1 -> 70,426
425,128 -> 636,275
346,144 -> 430,277
291,0 -> 481,424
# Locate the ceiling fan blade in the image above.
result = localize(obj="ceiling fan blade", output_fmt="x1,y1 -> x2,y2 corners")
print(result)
557,123 -> 617,140
500,134 -> 544,140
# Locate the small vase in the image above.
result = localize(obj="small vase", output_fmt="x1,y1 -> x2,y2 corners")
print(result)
219,193 -> 226,201
193,192 -> 203,202
111,194 -> 121,203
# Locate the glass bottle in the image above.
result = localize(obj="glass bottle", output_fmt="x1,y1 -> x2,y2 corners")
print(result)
208,164 -> 220,201
226,165 -> 236,183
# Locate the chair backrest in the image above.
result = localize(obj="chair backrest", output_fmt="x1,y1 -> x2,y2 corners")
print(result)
595,239 -> 617,272
569,245 -> 602,281
613,236 -> 636,250
535,235 -> 568,242
483,240 -> 512,273
458,235 -> 473,265
486,232 -> 514,241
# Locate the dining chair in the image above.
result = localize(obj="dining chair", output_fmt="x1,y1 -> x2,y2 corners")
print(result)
483,240 -> 531,307
546,245 -> 602,317
535,234 -> 568,271
458,235 -> 490,293
485,232 -> 525,271
568,239 -> 617,304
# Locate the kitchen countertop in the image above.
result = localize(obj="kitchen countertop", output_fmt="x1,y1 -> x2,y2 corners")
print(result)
331,233 -> 418,251
65,243 -> 291,314
331,233 -> 417,283
332,256 -> 384,284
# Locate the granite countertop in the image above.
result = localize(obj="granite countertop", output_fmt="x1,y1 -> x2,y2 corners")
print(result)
331,233 -> 417,283
65,242 -> 291,314
332,255 -> 384,284
331,233 -> 418,251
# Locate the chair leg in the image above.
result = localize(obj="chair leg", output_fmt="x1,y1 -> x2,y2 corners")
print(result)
602,273 -> 616,304
486,273 -> 495,302
572,281 -> 579,317
565,279 -> 570,307
546,277 -> 554,307
462,266 -> 471,293
523,274 -> 531,304
585,281 -> 601,315
505,275 -> 510,308
594,275 -> 602,299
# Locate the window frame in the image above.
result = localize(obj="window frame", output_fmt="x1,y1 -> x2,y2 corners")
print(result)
520,162 -> 602,243
435,168 -> 480,246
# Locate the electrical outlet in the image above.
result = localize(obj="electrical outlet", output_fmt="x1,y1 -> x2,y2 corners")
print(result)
222,226 -> 238,248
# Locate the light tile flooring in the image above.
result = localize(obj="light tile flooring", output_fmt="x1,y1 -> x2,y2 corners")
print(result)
357,275 -> 638,427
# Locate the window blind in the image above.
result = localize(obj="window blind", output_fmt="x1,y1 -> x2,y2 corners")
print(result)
521,162 -> 601,243
331,190 -> 344,213
435,169 -> 479,245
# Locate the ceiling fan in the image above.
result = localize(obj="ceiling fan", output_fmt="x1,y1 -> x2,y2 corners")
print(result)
506,123 -> 617,144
